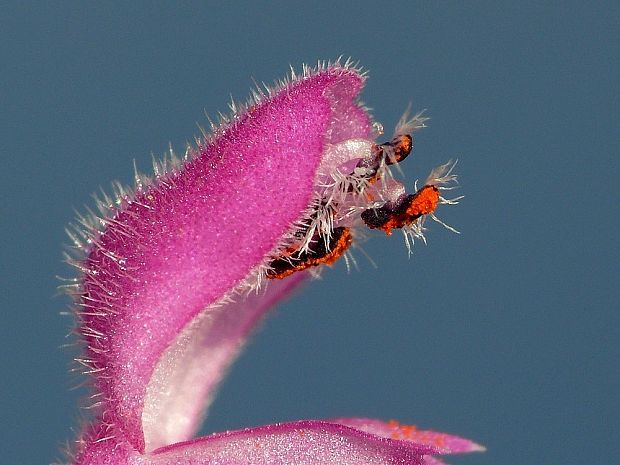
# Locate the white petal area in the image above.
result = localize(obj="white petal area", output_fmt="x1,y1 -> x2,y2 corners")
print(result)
142,275 -> 305,451
319,139 -> 373,177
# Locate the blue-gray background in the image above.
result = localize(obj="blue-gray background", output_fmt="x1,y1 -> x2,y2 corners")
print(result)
2,3 -> 618,465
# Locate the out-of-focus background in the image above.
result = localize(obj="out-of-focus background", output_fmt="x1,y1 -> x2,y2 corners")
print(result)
2,3 -> 617,465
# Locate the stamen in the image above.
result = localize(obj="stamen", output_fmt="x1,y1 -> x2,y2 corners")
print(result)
355,133 -> 414,183
264,112 -> 457,279
266,227 -> 353,279
361,185 -> 440,235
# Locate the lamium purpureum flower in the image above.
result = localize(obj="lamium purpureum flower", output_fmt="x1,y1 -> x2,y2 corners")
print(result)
60,59 -> 482,465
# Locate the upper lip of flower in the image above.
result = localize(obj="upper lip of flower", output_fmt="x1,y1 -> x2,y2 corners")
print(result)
62,60 -> 480,465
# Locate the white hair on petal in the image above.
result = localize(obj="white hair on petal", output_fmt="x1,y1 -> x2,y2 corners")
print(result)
393,104 -> 429,137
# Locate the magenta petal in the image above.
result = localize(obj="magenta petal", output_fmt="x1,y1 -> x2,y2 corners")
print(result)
72,66 -> 372,452
71,419 -> 482,465
330,418 -> 485,454
420,458 -> 448,465
151,420 -> 437,465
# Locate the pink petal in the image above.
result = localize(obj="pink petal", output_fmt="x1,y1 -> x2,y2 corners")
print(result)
70,65 -> 373,452
331,418 -> 485,454
72,420 -> 439,465
332,418 -> 484,465
420,458 -> 448,465
70,419 -> 484,465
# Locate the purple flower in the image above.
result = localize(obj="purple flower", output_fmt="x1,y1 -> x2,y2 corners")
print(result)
62,60 -> 481,465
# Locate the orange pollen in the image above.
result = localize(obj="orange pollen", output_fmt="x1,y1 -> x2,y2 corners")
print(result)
393,134 -> 413,162
378,220 -> 397,236
387,419 -> 420,441
376,185 -> 440,235
267,228 -> 353,279
310,228 -> 353,266
406,185 -> 440,217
